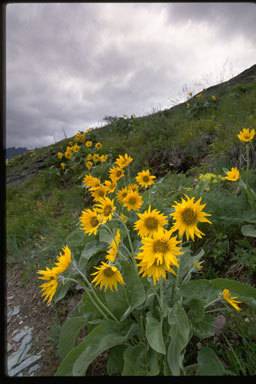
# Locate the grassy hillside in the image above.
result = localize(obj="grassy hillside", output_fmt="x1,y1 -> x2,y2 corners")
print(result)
6,65 -> 256,375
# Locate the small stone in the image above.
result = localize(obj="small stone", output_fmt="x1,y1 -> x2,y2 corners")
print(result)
13,327 -> 30,343
8,354 -> 42,376
27,364 -> 40,374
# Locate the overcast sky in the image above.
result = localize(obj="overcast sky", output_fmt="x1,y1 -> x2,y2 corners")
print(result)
6,2 -> 256,149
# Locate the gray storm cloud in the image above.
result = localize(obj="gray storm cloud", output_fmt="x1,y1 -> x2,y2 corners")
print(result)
6,2 -> 256,149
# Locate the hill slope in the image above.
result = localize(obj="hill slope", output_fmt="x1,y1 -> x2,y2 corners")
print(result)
6,64 -> 256,186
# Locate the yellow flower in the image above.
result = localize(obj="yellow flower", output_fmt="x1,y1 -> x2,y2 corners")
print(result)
80,208 -> 101,235
60,162 -> 65,170
237,128 -> 255,143
196,93 -> 202,98
65,150 -> 72,160
83,174 -> 101,189
134,205 -> 168,238
93,153 -> 100,163
115,154 -> 133,168
91,262 -> 125,292
95,142 -> 102,149
57,152 -> 63,159
74,133 -> 81,143
37,246 -> 72,303
170,195 -> 212,241
222,289 -> 242,311
136,169 -> 156,188
188,92 -> 192,96
100,154 -> 108,163
80,133 -> 86,142
73,144 -> 80,152
128,183 -> 139,193
186,103 -> 190,109
225,167 -> 240,182
90,184 -> 107,201
212,95 -> 216,101
54,245 -> 72,274
85,141 -> 93,147
122,190 -> 143,212
87,153 -> 93,160
116,187 -> 128,204
136,229 -> 182,285
39,279 -> 58,304
105,229 -> 120,262
86,160 -> 93,170
104,179 -> 117,194
37,266 -> 59,281
109,166 -> 124,181
95,197 -> 116,223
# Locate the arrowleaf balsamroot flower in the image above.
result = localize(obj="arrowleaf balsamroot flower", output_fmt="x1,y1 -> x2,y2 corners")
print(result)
170,195 -> 212,241
225,167 -> 240,182
237,128 -> 255,143
91,262 -> 125,292
116,187 -> 128,204
83,174 -> 101,189
122,190 -> 143,212
136,229 -> 182,285
95,197 -> 116,223
80,208 -> 101,235
109,166 -> 124,181
115,153 -> 133,168
134,205 -> 168,238
136,169 -> 156,188
37,245 -> 72,303
222,289 -> 242,311
90,184 -> 107,201
54,245 -> 72,274
105,229 -> 120,262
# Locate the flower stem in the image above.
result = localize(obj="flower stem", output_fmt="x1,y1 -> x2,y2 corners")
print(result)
72,261 -> 120,322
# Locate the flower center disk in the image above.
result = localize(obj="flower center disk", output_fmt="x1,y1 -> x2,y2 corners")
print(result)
144,217 -> 159,230
181,208 -> 198,226
153,239 -> 169,253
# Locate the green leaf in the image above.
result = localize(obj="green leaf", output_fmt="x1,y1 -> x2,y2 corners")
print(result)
241,224 -> 256,238
197,347 -> 225,376
79,239 -> 106,269
119,259 -> 145,320
146,312 -> 166,354
58,316 -> 87,360
192,314 -> 215,339
179,279 -> 218,305
66,228 -> 86,246
53,281 -> 71,304
56,319 -> 139,376
105,286 -> 129,320
210,278 -> 256,308
167,302 -> 191,375
186,296 -> 205,322
122,342 -> 147,376
107,344 -> 127,376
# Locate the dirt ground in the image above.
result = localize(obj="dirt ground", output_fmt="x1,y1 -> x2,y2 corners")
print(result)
6,266 -> 107,376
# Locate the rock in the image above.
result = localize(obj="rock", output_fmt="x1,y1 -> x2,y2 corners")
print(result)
8,354 -> 42,376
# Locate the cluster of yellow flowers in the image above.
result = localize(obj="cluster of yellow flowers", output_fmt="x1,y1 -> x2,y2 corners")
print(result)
78,154 -> 213,292
193,172 -> 225,192
57,130 -> 108,171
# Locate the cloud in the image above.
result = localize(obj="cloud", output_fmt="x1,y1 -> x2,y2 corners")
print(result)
5,3 -> 256,149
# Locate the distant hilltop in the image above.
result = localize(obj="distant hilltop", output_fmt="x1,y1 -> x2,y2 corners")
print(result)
6,147 -> 29,160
